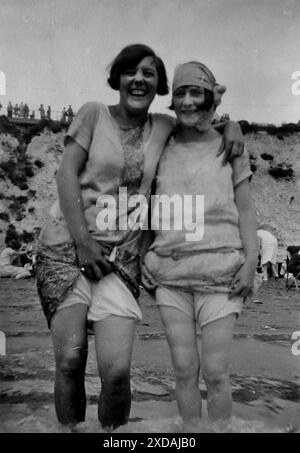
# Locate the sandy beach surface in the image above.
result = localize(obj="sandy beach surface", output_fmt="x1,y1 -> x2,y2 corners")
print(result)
0,276 -> 299,433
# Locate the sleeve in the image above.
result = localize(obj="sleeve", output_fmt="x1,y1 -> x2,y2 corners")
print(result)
6,248 -> 18,261
64,102 -> 101,152
152,113 -> 176,142
232,146 -> 252,187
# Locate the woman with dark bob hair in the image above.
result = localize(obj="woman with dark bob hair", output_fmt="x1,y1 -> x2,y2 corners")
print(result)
36,43 -> 244,431
108,44 -> 169,95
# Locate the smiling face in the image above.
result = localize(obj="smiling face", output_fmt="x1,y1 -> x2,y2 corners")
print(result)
119,56 -> 159,116
173,85 -> 213,128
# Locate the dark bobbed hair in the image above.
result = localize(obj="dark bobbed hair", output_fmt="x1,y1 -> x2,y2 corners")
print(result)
107,44 -> 169,95
169,87 -> 215,112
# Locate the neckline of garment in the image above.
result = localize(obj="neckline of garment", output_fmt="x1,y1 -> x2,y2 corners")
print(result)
170,131 -> 221,147
118,123 -> 145,132
106,105 -> 149,130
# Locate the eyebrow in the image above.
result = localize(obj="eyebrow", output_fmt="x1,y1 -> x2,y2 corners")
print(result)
174,86 -> 204,92
176,85 -> 203,89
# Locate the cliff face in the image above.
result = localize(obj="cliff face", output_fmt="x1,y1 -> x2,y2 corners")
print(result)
0,127 -> 299,261
247,132 -> 300,260
0,128 -> 65,246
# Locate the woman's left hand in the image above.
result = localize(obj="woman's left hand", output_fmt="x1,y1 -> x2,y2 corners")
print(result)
217,121 -> 244,165
141,263 -> 157,291
228,259 -> 257,302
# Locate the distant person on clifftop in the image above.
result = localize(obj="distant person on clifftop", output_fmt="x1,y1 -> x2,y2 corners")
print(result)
47,106 -> 51,120
39,104 -> 45,120
67,105 -> 74,122
60,107 -> 67,122
7,101 -> 13,118
13,103 -> 19,118
19,102 -> 25,118
24,103 -> 29,119
30,110 -> 35,119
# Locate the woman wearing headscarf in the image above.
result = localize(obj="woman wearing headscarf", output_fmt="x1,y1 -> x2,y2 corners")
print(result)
143,61 -> 257,429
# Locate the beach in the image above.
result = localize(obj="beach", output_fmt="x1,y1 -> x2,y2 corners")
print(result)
0,276 -> 299,433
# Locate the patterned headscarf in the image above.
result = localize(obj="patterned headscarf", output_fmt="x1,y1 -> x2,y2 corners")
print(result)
172,61 -> 216,94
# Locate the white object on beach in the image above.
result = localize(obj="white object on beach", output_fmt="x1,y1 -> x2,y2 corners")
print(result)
257,229 -> 278,265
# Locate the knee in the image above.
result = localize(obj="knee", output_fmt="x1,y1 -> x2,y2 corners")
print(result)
202,363 -> 229,389
173,355 -> 199,384
101,366 -> 130,396
56,348 -> 86,376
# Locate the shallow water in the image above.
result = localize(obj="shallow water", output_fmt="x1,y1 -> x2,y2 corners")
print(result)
1,403 -> 297,433
0,277 -> 299,433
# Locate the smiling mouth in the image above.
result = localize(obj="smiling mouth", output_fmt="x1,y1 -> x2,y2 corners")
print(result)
129,89 -> 147,97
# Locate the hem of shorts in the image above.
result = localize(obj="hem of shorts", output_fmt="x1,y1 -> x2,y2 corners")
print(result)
156,301 -> 195,320
56,300 -> 89,312
88,313 -> 142,323
199,310 -> 241,330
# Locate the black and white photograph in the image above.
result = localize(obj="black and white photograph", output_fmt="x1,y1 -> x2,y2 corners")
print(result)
0,0 -> 299,436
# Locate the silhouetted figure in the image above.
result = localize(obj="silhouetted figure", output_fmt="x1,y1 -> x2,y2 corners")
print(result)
67,105 -> 74,122
61,107 -> 67,122
30,110 -> 35,119
24,103 -> 29,119
13,104 -> 20,118
7,101 -> 13,118
19,102 -> 25,118
39,104 -> 45,120
47,106 -> 51,120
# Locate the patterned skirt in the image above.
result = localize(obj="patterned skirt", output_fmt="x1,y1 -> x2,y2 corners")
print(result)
35,240 -> 140,328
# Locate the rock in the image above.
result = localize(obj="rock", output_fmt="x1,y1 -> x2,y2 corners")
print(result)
132,380 -> 169,396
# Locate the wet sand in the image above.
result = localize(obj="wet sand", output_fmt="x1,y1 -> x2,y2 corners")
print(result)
0,277 -> 299,433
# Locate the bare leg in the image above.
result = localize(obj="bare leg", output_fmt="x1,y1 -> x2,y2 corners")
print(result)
201,314 -> 236,421
271,263 -> 279,278
51,304 -> 88,425
93,316 -> 136,430
159,306 -> 201,430
262,263 -> 268,281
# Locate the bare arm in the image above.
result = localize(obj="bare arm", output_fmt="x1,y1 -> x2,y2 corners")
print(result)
211,84 -> 244,164
235,178 -> 258,261
56,140 -> 89,243
229,178 -> 258,299
56,140 -> 112,280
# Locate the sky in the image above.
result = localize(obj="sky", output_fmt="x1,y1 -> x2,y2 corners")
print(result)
0,0 -> 299,124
